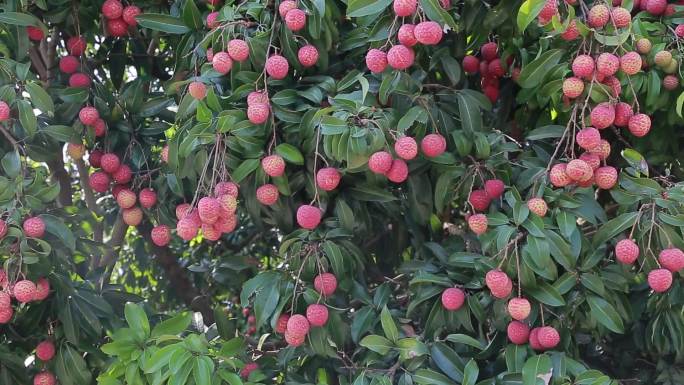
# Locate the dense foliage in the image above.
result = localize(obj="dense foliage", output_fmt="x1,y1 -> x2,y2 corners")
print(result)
2,0 -> 684,384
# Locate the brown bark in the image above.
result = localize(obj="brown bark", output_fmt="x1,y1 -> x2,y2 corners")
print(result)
46,157 -> 72,207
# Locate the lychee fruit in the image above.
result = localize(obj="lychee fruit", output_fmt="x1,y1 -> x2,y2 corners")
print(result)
93,118 -> 107,137
241,363 -> 259,380
276,314 -> 290,333
393,0 -> 417,17
69,72 -> 91,88
0,220 -> 6,239
286,314 -> 310,337
107,18 -> 129,37
102,0 -> 123,19
297,205 -> 322,230
595,166 -> 618,189
441,287 -> 465,311
27,26 -> 44,41
176,218 -> 199,240
67,36 -> 87,56
298,45 -> 319,68
314,273 -> 337,296
468,214 -> 488,235
648,268 -> 673,292
138,188 -> 157,208
572,55 -> 595,78
469,189 -> 491,212
549,163 -> 571,187
538,0 -> 558,22
485,270 -> 513,299
59,56 -> 79,74
256,184 -> 279,205
202,223 -> 221,241
266,55 -> 289,79
615,239 -> 639,264
112,164 -> 132,184
206,12 -> 219,28
212,52 -> 233,74
613,102 -> 633,127
247,91 -> 269,106
36,341 -> 55,361
316,168 -> 341,191
89,171 -> 110,193
508,297 -> 531,320
576,127 -> 601,150
386,159 -> 409,183
149,225 -> 171,247
590,139 -> 611,160
527,197 -> 548,217
628,113 -> 651,137
663,75 -> 679,90
414,21 -> 443,45
188,81 -> 207,100
590,103 -> 615,129
34,278 -> 50,301
33,371 -> 56,385
588,4 -> 609,28
306,304 -> 329,327
537,326 -> 560,349
611,7 -> 631,28
620,52 -> 642,75
0,307 -> 12,324
395,136 -> 418,160
214,214 -> 237,234
122,5 -> 141,25
421,133 -> 446,157
116,188 -> 137,209
279,0 -> 297,17
79,106 -> 99,125
368,151 -> 393,174
484,179 -> 505,199
198,197 -> 221,224
597,53 -> 620,76
566,159 -> 594,182
507,321 -> 530,345
637,38 -> 652,54
562,77 -> 584,98
366,49 -> 388,73
462,55 -> 479,74
646,0 -> 667,15
398,24 -> 418,47
13,280 -> 36,303
561,18 -> 579,41
123,207 -> 143,226
659,248 -> 684,272
247,103 -> 270,124
262,154 -> 285,177
285,8 -> 306,31
23,217 -> 45,238
655,50 -> 673,68
481,42 -> 498,61
227,39 -> 249,62
285,330 -> 305,346
387,45 -> 415,70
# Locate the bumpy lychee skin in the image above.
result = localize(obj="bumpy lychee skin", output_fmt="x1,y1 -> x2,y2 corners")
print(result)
13,280 -> 36,303
298,45 -> 319,68
527,197 -> 548,217
206,12 -> 219,29
138,188 -> 157,209
202,223 -> 221,241
287,314 -> 310,337
507,321 -> 530,345
241,363 -> 259,380
628,113 -> 651,137
636,38 -> 652,54
421,133 -> 447,157
316,168 -> 341,191
508,297 -> 531,321
393,0 -> 417,16
150,225 -> 171,247
468,214 -> 488,235
398,24 -> 418,47
613,102 -> 633,127
441,287 -> 465,311
89,171 -> 110,193
538,0 -> 558,24
0,307 -> 12,324
588,4 -> 609,28
247,103 -> 270,125
276,314 -> 290,333
34,278 -> 50,301
676,24 -> 684,38
67,36 -> 87,56
198,197 -> 221,224
297,205 -> 322,230
590,139 -> 611,160
93,118 -> 107,137
597,53 -> 620,76
387,45 -> 415,70
590,103 -> 615,129
572,55 -> 595,78
33,371 -> 56,385
190,81 -> 208,100
122,5 -> 141,26
227,39 -> 249,62
123,207 -> 143,226
620,52 -> 642,75
579,154 -> 597,172
79,106 -> 99,126
538,326 -> 560,349
595,166 -> 618,189
462,55 -> 479,74
566,159 -> 593,182
484,179 -> 505,199
646,0 -> 667,15
368,151 -> 393,174
285,8 -> 306,31
649,268 -> 673,293
663,75 -> 679,90
481,42 -> 498,61
611,7 -> 631,28
485,270 -> 513,299
256,184 -> 279,205
395,136 -> 418,160
262,155 -> 285,177
285,330 -> 305,346
562,77 -> 584,98
23,217 -> 45,238
59,56 -> 79,74
414,21 -> 443,45
279,0 -> 297,17
27,26 -> 45,41
0,219 -> 7,239
0,291 -> 9,308
386,159 -> 409,183
655,50 -> 673,68
69,72 -> 91,87
615,239 -> 639,264
366,49 -> 388,73
102,0 -> 123,19
116,188 -> 137,209
306,304 -> 329,327
576,127 -> 601,150
266,55 -> 289,79
469,189 -> 491,212
214,215 -> 237,234
602,75 -> 622,97
488,59 -> 505,78
247,91 -> 269,106
212,52 -> 233,74
560,18 -> 579,41
314,272 -> 337,296
107,18 -> 129,37
659,248 -> 684,273
36,340 -> 55,361
111,164 -> 131,184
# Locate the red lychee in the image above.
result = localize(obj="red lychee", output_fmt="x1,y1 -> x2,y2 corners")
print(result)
398,24 -> 418,47
286,314 -> 310,337
276,314 -> 290,333
508,297 -> 531,321
462,55 -> 479,74
615,239 -> 639,264
611,7 -> 631,28
122,207 -> 143,226
212,52 -> 233,74
414,21 -> 443,45
571,55 -> 595,78
13,280 -> 36,303
151,225 -> 171,247
89,171 -> 110,193
247,91 -> 269,106
566,159 -> 594,182
198,197 -> 221,224
36,341 -> 55,361
576,127 -> 601,150
67,36 -> 87,56
227,39 -> 249,62
188,81 -> 207,100
393,0 -> 417,17
266,55 -> 289,79
314,272 -> 337,296
33,371 -> 56,385
481,42 -> 498,61
613,102 -> 633,127
366,49 -> 388,73
485,270 -> 513,299
112,164 -> 132,184
590,103 -> 615,129
122,5 -> 141,26
620,52 -> 642,75
69,72 -> 91,88
206,12 -> 219,29
421,133 -> 446,157
297,205 -> 322,230
549,163 -> 571,187
247,103 -> 270,125
484,179 -> 505,199
107,18 -> 129,37
468,214 -> 488,235
469,189 -> 491,212
527,197 -> 548,217
102,0 -> 123,19
176,218 -> 199,241
316,168 -> 341,191
628,113 -> 651,137
23,217 -> 45,238
116,189 -> 136,209
387,44 -> 415,70
79,106 -> 99,126
441,287 -> 465,311
588,4 -> 609,28
59,56 -> 79,74
395,136 -> 418,160
285,8 -> 306,31
262,154 -> 285,177
387,159 -> 409,183
34,278 -> 50,301
0,307 -> 12,324
241,363 -> 259,380
298,45 -> 319,68
507,321 -> 530,345
138,188 -> 157,208
562,77 -> 584,98
306,304 -> 329,327
595,166 -> 618,189
537,326 -> 560,349
597,53 -> 620,76
368,151 -> 393,174
256,184 -> 279,205
659,248 -> 684,272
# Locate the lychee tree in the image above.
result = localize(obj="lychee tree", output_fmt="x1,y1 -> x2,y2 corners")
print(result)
3,0 -> 684,384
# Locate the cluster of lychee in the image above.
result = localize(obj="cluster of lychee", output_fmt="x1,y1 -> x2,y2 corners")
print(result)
32,340 -> 56,385
485,269 -> 561,350
57,36 -> 92,88
0,268 -> 50,324
101,0 -> 141,37
175,181 -> 239,243
365,0 -> 447,74
242,307 -> 257,336
366,133 -> 447,185
615,239 -> 684,293
275,273 -> 336,347
462,41 -> 516,103
464,178 -> 505,235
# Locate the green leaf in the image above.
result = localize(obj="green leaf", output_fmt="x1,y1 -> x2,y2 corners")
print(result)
182,0 -> 203,29
275,143 -> 304,165
413,369 -> 456,385
522,354 -> 552,385
1,150 -> 20,178
456,92 -> 481,133
592,212 -> 638,247
462,359 -> 478,385
420,0 -> 458,30
232,159 -> 260,183
152,312 -> 191,337
124,302 -> 150,338
526,125 -> 565,140
40,214 -> 75,251
526,281 -> 565,307
17,99 -> 37,136
143,344 -> 179,373
517,0 -> 546,33
136,14 -> 191,34
346,0 -> 393,18
380,306 -> 399,342
25,82 -> 54,116
445,334 -> 486,350
0,12 -> 45,29
518,49 -> 564,89
676,91 -> 684,118
359,334 -> 393,355
587,295 -> 625,333
192,356 -> 214,385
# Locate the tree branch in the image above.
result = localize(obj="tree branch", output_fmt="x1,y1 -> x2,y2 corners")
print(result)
46,157 -> 72,207
28,46 -> 48,81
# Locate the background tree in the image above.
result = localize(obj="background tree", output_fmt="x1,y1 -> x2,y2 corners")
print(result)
1,0 -> 684,384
